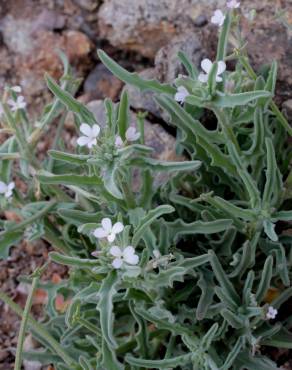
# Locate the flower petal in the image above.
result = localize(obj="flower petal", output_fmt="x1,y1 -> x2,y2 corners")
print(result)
107,233 -> 116,243
91,251 -> 100,257
198,73 -> 209,83
211,10 -> 225,26
115,136 -> 123,148
123,246 -> 139,265
8,182 -> 15,191
87,138 -> 97,148
126,127 -> 140,141
174,86 -> 189,103
5,189 -> 12,198
112,222 -> 124,234
128,254 -> 139,265
101,218 -> 112,232
217,61 -> 226,75
153,249 -> 161,259
109,246 -> 122,258
201,59 -> 213,74
112,258 -> 123,269
77,136 -> 91,147
0,181 -> 7,193
80,123 -> 92,136
11,86 -> 22,93
93,227 -> 108,238
91,124 -> 100,137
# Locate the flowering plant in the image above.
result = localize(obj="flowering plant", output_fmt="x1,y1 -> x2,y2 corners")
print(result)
1,2 -> 292,370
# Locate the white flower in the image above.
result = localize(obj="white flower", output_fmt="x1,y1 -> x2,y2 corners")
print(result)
266,306 -> 278,320
93,218 -> 124,243
11,85 -> 22,93
153,249 -> 161,259
211,9 -> 225,27
227,0 -> 240,9
174,86 -> 190,103
126,127 -> 140,142
115,135 -> 124,148
7,96 -> 26,112
77,123 -> 100,149
198,59 -> 226,83
109,245 -> 139,269
0,103 -> 4,117
0,181 -> 15,198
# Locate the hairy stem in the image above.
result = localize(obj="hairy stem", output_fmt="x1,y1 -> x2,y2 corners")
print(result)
14,276 -> 38,370
0,290 -> 77,368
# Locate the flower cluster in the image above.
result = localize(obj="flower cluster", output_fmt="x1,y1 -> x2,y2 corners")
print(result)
77,123 -> 100,149
174,58 -> 226,103
0,181 -> 15,199
93,217 -> 139,269
198,59 -> 226,83
115,127 -> 140,148
7,85 -> 26,112
93,217 -> 124,243
211,0 -> 240,27
109,245 -> 139,269
77,123 -> 140,150
266,306 -> 278,320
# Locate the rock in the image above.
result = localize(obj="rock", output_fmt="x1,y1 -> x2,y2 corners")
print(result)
86,100 -> 107,125
98,0 -> 225,58
84,64 -> 123,101
73,0 -> 100,11
1,15 -> 92,97
155,32 -> 203,82
243,15 -> 292,102
282,100 -> 292,122
31,9 -> 65,32
0,350 -> 9,362
127,32 -> 203,120
194,14 -> 208,27
126,68 -> 165,119
0,15 -> 35,55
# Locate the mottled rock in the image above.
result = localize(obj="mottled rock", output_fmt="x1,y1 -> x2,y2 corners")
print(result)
283,100 -> 292,122
84,64 -> 123,101
127,32 -> 203,120
98,0 -> 225,58
86,100 -> 107,125
155,32 -> 203,82
243,16 -> 292,102
31,9 -> 65,32
1,14 -> 92,97
73,0 -> 100,11
0,15 -> 35,55
126,68 -> 164,119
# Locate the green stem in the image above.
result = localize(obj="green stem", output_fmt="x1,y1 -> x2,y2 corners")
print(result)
0,152 -> 20,160
120,176 -> 136,209
4,105 -> 40,169
47,112 -> 67,172
14,276 -> 38,370
78,318 -> 101,336
43,219 -> 71,254
0,290 -> 77,368
239,55 -> 292,136
217,12 -> 232,61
